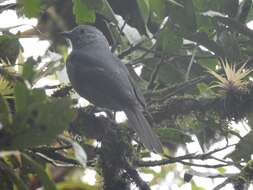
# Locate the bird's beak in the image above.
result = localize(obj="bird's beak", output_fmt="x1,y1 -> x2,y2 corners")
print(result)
60,31 -> 72,39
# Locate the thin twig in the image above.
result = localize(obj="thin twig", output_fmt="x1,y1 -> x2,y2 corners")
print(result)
36,84 -> 62,90
147,56 -> 164,90
178,160 -> 229,168
210,156 -> 243,169
111,19 -> 127,53
185,46 -> 197,81
147,75 -> 208,101
118,40 -> 148,59
213,178 -> 232,190
136,144 -> 237,167
34,152 -> 79,168
118,25 -> 163,59
196,144 -> 236,159
186,169 -> 237,179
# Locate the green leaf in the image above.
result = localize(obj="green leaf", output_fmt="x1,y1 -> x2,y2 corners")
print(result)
139,167 -> 157,175
60,136 -> 87,168
57,182 -> 98,190
18,0 -> 42,18
223,0 -> 239,18
156,24 -> 183,54
167,0 -> 184,7
98,0 -> 118,23
0,73 -> 14,96
195,14 -> 214,35
0,94 -> 11,126
80,0 -> 103,10
22,153 -> 57,190
156,128 -> 192,144
22,57 -> 37,84
167,0 -> 197,34
14,82 -> 30,114
0,171 -> 13,190
191,181 -> 205,190
236,0 -> 252,23
217,31 -> 240,62
193,0 -> 206,12
72,141 -> 87,168
0,160 -> 29,190
80,0 -> 117,24
0,35 -> 21,65
194,47 -> 217,70
217,167 -> 226,174
141,58 -> 184,86
73,0 -> 96,24
229,131 -> 253,161
245,0 -> 253,22
149,0 -> 167,23
9,82 -> 76,149
137,0 -> 150,26
197,83 -> 215,97
187,32 -> 225,58
178,113 -> 221,150
247,113 -> 253,129
11,97 -> 75,149
206,0 -> 226,12
195,0 -> 238,16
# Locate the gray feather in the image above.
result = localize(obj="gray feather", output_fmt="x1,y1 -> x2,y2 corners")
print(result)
125,108 -> 163,154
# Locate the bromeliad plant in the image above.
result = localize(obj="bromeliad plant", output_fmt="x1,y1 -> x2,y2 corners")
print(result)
208,60 -> 253,94
207,60 -> 253,120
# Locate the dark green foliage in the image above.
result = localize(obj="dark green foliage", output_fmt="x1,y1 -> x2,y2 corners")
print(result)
230,131 -> 253,161
0,35 -> 21,64
18,0 -> 42,18
156,128 -> 192,145
167,0 -> 197,34
0,82 -> 75,150
73,0 -> 96,23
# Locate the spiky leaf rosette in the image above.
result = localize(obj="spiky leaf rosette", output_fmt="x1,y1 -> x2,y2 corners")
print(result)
207,60 -> 253,120
208,60 -> 253,94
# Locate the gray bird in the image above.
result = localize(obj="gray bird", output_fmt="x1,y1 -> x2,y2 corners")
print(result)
62,25 -> 163,153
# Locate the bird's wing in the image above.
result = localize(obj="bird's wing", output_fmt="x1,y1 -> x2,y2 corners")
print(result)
67,49 -> 137,109
112,56 -> 147,109
128,72 -> 147,109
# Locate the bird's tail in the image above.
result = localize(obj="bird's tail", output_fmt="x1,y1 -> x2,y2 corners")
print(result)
125,108 -> 163,154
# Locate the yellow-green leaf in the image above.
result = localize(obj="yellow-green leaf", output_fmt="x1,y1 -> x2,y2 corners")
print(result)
73,0 -> 96,24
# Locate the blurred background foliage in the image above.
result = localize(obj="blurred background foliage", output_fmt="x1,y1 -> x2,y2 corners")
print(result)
0,0 -> 253,189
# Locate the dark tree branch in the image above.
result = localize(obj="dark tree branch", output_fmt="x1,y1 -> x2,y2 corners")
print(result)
213,160 -> 253,190
145,75 -> 209,101
186,169 -> 237,179
0,3 -> 17,14
178,160 -> 229,168
135,144 -> 238,168
124,162 -> 151,190
118,40 -> 148,59
150,82 -> 253,122
213,178 -> 232,190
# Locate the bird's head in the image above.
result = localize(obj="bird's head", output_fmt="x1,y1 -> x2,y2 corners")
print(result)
61,25 -> 109,49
